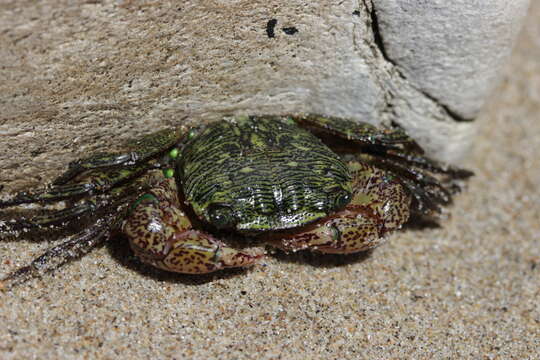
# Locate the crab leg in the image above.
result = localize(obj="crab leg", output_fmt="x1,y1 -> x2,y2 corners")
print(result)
0,127 -> 187,208
285,114 -> 417,147
53,128 -> 184,185
0,163 -> 153,207
0,201 -> 97,233
270,162 -> 411,254
367,146 -> 474,178
0,170 -> 153,233
123,171 -> 263,274
0,216 -> 113,290
284,114 -> 472,216
357,152 -> 472,215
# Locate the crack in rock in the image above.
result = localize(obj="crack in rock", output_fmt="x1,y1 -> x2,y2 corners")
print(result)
348,0 -> 475,163
363,0 -> 472,123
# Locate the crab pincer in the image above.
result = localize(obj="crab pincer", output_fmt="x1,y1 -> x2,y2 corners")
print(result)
269,162 -> 411,253
123,172 -> 263,274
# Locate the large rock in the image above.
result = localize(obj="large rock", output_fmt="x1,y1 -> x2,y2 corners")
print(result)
0,0 -> 529,191
375,0 -> 530,120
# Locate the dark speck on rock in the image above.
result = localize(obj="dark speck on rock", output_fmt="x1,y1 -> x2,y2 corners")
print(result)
266,19 -> 277,38
282,27 -> 298,35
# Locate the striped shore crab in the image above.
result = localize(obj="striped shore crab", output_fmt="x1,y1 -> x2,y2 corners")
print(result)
0,114 -> 472,288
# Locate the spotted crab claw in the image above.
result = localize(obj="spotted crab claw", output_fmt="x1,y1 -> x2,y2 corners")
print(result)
132,230 -> 264,274
267,162 -> 410,254
123,172 -> 264,274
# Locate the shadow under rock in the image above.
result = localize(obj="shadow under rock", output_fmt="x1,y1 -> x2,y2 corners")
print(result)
402,215 -> 442,231
269,248 -> 373,268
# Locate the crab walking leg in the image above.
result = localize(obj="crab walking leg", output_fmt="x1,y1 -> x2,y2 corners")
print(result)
0,217 -> 112,289
0,127 -> 194,208
0,129 -> 186,207
123,172 -> 263,274
366,146 -> 474,178
0,162 -> 155,207
272,162 -> 411,254
0,173 -> 150,234
53,128 -> 185,185
0,201 -> 98,233
285,114 -> 416,146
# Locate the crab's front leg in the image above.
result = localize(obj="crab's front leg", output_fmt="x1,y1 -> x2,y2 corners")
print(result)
123,171 -> 263,274
272,162 -> 410,254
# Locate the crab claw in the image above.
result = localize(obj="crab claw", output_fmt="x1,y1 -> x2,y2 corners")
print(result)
124,206 -> 265,274
149,230 -> 264,274
123,173 -> 264,274
267,161 -> 411,254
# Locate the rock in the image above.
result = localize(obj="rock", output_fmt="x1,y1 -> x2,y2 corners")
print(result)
374,0 -> 530,120
0,1 -> 529,191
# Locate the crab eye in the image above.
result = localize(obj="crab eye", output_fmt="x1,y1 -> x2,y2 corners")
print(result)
333,190 -> 352,209
207,204 -> 236,229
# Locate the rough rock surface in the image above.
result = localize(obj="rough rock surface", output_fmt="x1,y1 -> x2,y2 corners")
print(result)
375,0 -> 530,120
0,0 -> 528,194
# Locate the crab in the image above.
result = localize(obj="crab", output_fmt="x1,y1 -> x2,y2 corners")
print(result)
0,114 -> 472,288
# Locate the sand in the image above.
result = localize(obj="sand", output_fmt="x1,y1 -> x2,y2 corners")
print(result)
0,3 -> 539,360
